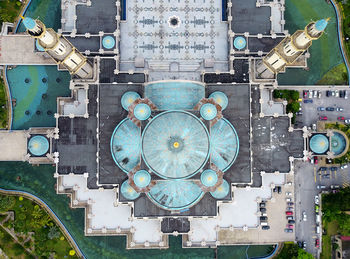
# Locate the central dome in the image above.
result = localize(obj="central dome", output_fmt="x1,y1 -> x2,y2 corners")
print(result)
141,111 -> 210,179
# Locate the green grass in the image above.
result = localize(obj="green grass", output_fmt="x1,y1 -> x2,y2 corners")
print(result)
321,234 -> 331,259
0,0 -> 23,27
317,63 -> 348,85
0,194 -> 78,258
0,79 -> 8,129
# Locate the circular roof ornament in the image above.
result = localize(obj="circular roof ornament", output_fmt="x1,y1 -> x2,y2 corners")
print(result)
200,103 -> 217,121
28,135 -> 49,156
200,169 -> 218,187
309,134 -> 329,154
209,91 -> 228,110
168,15 -> 181,29
134,103 -> 151,121
121,181 -> 140,200
102,36 -> 116,49
121,91 -> 140,110
315,19 -> 328,32
210,179 -> 230,199
133,170 -> 151,188
234,36 -> 247,50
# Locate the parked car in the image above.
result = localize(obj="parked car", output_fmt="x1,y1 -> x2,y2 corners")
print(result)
277,186 -> 282,194
303,241 -> 307,250
286,192 -> 292,196
330,167 -> 338,171
287,202 -> 294,206
313,90 -> 318,98
315,239 -> 320,248
286,216 -> 294,220
336,107 -> 344,112
303,90 -> 308,98
287,224 -> 294,229
284,228 -> 293,233
260,208 -> 267,213
296,111 -> 303,115
331,90 -> 336,96
260,216 -> 268,221
260,202 -> 266,208
317,107 -> 325,111
331,185 -> 340,189
340,90 -> 344,98
345,90 -> 348,99
287,207 -> 294,211
326,90 -> 331,97
315,195 -> 319,205
326,107 -> 335,111
286,198 -> 292,202
317,185 -> 326,189
288,220 -> 295,224
318,91 -> 322,98
345,119 -> 350,124
314,156 -> 318,164
308,90 -> 313,98
335,90 -> 339,97
315,205 -> 319,213
319,167 -> 327,171
286,211 -> 293,215
319,116 -> 328,121
322,174 -> 330,179
304,99 -> 313,103
341,164 -> 348,170
338,116 -> 345,121
302,211 -> 307,221
262,225 -> 270,230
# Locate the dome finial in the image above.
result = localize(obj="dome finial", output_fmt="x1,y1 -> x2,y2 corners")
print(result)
315,18 -> 329,31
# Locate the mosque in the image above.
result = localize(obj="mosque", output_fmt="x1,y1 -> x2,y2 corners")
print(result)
0,0 -> 338,250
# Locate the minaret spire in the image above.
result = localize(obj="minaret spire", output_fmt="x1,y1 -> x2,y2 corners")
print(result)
22,16 -> 93,79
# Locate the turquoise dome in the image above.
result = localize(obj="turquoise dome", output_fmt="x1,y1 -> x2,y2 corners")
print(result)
121,181 -> 140,200
210,179 -> 230,199
28,135 -> 49,156
142,111 -> 210,179
134,103 -> 151,121
133,170 -> 151,188
200,169 -> 218,187
209,91 -> 228,110
23,17 -> 36,30
315,19 -> 328,31
200,103 -> 217,121
35,40 -> 45,51
309,134 -> 329,154
234,36 -> 246,50
121,91 -> 140,110
110,118 -> 141,173
102,36 -> 116,49
147,180 -> 204,210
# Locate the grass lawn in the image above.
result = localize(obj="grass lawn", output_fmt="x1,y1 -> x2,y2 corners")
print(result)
321,221 -> 338,259
0,0 -> 23,27
317,63 -> 348,85
0,79 -> 8,129
0,225 -> 33,259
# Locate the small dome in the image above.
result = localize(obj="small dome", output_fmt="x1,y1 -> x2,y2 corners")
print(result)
315,19 -> 328,31
28,135 -> 49,156
121,91 -> 140,110
23,17 -> 36,30
210,179 -> 229,199
309,134 -> 329,154
200,169 -> 218,187
234,36 -> 246,50
102,36 -> 116,49
133,170 -> 151,188
134,103 -> 151,121
35,40 -> 45,51
200,103 -> 217,121
121,181 -> 140,200
209,91 -> 228,110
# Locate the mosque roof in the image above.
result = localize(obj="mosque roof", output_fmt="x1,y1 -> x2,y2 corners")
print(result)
28,135 -> 49,156
200,103 -> 217,121
102,36 -> 116,49
233,36 -> 247,50
121,91 -> 140,110
134,103 -> 151,121
309,134 -> 329,154
133,170 -> 151,188
210,179 -> 230,199
200,169 -> 218,187
209,91 -> 228,110
121,181 -> 140,200
141,111 -> 210,179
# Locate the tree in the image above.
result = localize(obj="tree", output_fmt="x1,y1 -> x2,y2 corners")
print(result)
290,91 -> 300,101
0,195 -> 15,212
287,102 -> 300,114
48,226 -> 60,240
298,248 -> 314,259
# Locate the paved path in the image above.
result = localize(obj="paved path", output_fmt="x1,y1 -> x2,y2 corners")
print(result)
0,131 -> 27,161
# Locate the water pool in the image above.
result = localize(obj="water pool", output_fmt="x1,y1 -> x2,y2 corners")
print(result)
6,65 -> 71,130
331,132 -> 347,156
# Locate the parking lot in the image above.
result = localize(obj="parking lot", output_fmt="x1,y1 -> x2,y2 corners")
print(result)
295,89 -> 350,128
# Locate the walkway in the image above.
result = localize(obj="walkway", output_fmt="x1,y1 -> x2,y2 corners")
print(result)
0,35 -> 55,65
0,131 -> 27,161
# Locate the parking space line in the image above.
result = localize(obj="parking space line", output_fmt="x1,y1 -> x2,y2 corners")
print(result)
314,167 -> 316,183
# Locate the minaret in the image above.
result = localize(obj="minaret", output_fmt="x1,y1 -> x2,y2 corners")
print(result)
256,18 -> 329,78
22,16 -> 93,79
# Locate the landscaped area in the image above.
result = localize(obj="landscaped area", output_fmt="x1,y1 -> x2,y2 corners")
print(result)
0,78 -> 8,129
321,187 -> 350,259
325,123 -> 350,164
317,63 -> 348,85
0,193 -> 77,258
273,89 -> 300,123
337,0 -> 350,66
275,242 -> 313,259
0,0 -> 23,28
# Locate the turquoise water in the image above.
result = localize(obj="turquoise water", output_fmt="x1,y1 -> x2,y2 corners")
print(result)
309,134 -> 329,154
278,0 -> 345,85
145,81 -> 205,110
6,65 -> 71,130
331,132 -> 347,155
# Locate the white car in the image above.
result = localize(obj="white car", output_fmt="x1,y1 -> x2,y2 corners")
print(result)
345,119 -> 350,124
341,164 -> 348,170
302,211 -> 307,221
286,192 -> 292,196
286,198 -> 292,202
313,90 -> 318,98
318,91 -> 322,98
315,195 -> 319,205
335,90 -> 339,97
308,90 -> 313,98
336,107 -> 344,112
